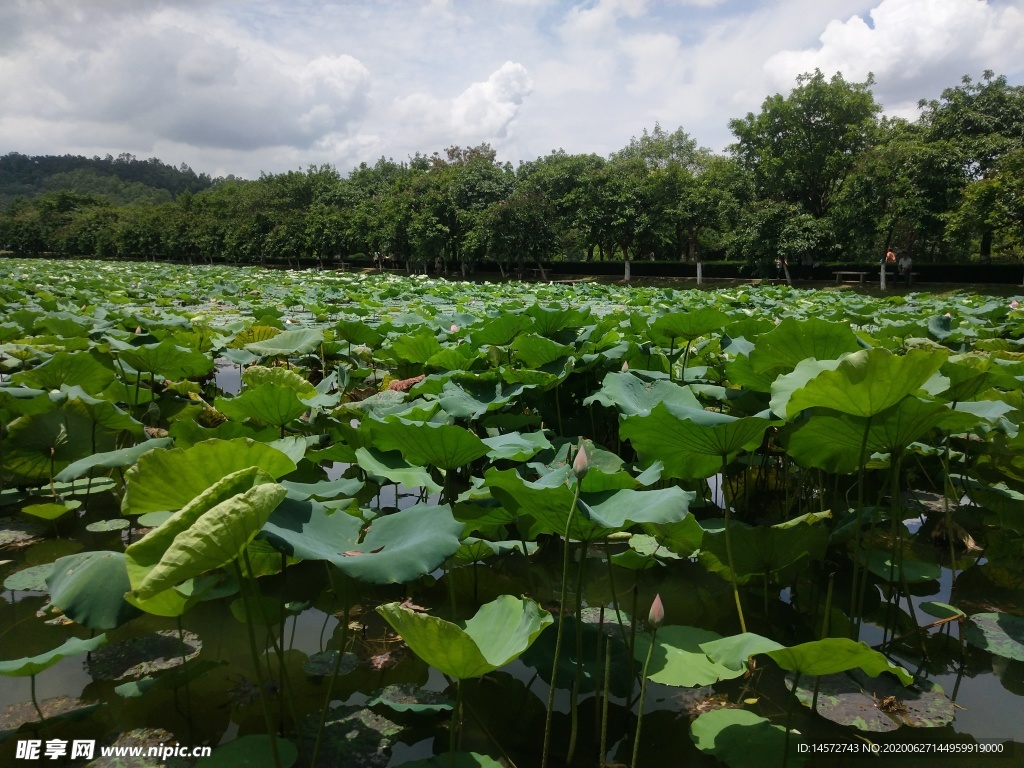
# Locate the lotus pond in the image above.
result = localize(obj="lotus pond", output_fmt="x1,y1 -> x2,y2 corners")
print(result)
2,258 -> 1024,767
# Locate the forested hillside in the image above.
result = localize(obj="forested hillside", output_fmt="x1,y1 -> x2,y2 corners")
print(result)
2,71 -> 1022,274
0,152 -> 213,208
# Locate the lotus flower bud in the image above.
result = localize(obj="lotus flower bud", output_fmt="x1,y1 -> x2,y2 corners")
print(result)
450,324 -> 459,333
134,326 -> 143,334
1011,300 -> 1019,310
649,593 -> 664,628
621,360 -> 629,372
572,444 -> 589,480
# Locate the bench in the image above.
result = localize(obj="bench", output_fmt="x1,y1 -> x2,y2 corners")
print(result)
834,271 -> 868,285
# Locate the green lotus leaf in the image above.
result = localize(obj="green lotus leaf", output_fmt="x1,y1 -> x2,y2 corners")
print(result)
353,447 -> 443,493
260,499 -> 463,584
54,437 -> 173,483
229,325 -> 280,349
220,348 -> 260,367
781,348 -> 948,419
698,512 -> 830,585
244,328 -> 323,357
46,551 -> 141,630
764,638 -> 913,685
3,399 -> 124,483
198,735 -> 298,768
485,467 -> 693,541
699,632 -> 786,672
583,371 -> 702,417
279,477 -> 364,502
365,683 -> 454,714
860,548 -> 941,584
749,316 -> 863,374
377,594 -> 552,680
691,708 -> 802,768
3,563 -> 56,592
216,383 -> 308,428
125,466 -> 286,598
122,438 -> 297,516
436,380 -> 526,419
10,350 -> 115,394
366,418 -> 488,470
794,672 -> 953,731
111,338 -> 215,379
470,313 -> 534,347
768,358 -> 845,418
524,303 -> 591,336
510,333 -> 573,368
241,365 -> 318,397
335,319 -> 384,348
389,328 -> 443,364
22,501 -> 78,520
964,612 -> 1024,661
634,625 -> 742,687
620,402 -> 771,480
0,386 -> 54,422
480,431 -> 551,462
648,308 -> 729,347
85,518 -> 131,532
0,634 -> 107,677
919,602 -> 965,620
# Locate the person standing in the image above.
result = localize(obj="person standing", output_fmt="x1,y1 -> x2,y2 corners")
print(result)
897,252 -> 913,287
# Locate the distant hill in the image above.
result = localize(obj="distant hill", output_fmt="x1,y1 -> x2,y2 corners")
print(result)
0,152 -> 215,209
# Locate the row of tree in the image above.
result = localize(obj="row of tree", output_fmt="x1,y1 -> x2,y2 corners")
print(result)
1,70 -> 1022,275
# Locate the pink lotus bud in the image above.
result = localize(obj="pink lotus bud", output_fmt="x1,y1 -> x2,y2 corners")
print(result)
134,326 -> 143,334
621,360 -> 629,372
649,593 -> 664,628
1011,300 -> 1019,310
450,324 -> 459,333
944,312 -> 951,318
572,444 -> 589,480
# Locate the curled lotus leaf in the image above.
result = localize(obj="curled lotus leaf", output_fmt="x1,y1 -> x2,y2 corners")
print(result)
47,550 -> 141,630
0,634 -> 107,677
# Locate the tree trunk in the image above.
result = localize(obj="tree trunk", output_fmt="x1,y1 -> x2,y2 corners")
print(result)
696,259 -> 703,286
980,228 -> 993,264
537,261 -> 547,281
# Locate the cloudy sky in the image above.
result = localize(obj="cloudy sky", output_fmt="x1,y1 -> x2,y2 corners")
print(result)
2,0 -> 1022,179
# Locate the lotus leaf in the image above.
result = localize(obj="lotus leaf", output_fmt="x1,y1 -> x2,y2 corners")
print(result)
365,683 -> 453,714
764,638 -> 913,684
353,446 -> 443,494
244,327 -> 324,357
698,512 -> 830,585
125,466 -> 286,598
378,594 -> 552,680
0,634 -> 107,677
436,380 -> 527,420
648,308 -> 728,346
699,632 -> 786,672
242,365 -> 318,397
216,383 -> 309,428
3,562 -> 55,592
964,613 -> 1024,661
366,419 -> 488,470
87,629 -> 201,680
633,625 -> 743,687
583,371 -> 702,417
54,437 -> 173,482
9,350 -> 115,394
122,438 -> 296,516
794,671 -> 954,731
47,550 -> 141,629
111,338 -> 215,380
691,707 -> 802,768
470,313 -> 533,347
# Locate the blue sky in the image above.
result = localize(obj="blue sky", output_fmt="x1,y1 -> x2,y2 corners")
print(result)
2,0 -> 1022,179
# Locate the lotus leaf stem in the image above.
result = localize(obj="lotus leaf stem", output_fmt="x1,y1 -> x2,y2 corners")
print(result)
722,455 -> 747,633
311,602 -> 350,767
599,634 -> 611,768
630,624 -> 657,768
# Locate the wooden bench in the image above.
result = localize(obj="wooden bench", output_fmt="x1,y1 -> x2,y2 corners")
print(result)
834,270 -> 868,285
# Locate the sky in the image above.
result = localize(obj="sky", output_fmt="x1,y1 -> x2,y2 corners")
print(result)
2,0 -> 1023,180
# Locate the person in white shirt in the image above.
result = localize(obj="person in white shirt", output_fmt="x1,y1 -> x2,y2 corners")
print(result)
897,253 -> 913,287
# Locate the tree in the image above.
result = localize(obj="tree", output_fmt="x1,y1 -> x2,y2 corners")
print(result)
729,70 -> 881,220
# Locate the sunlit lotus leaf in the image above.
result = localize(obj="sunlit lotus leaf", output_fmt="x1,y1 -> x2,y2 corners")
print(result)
964,613 -> 1024,661
46,551 -> 141,630
122,438 -> 296,516
353,446 -> 442,493
260,498 -> 462,583
643,515 -> 705,558
470,314 -> 534,347
749,316 -> 862,374
366,419 -> 488,470
634,625 -> 742,687
725,352 -> 782,393
480,431 -> 551,462
780,348 -> 947,419
10,350 -> 115,394
691,708 -> 802,768
3,399 -> 123,483
525,303 -> 591,336
510,333 -> 573,368
54,437 -> 173,482
378,595 -> 552,680
498,356 -> 574,388
125,466 -> 286,598
228,325 -> 280,349
335,319 -> 384,348
279,477 -> 364,502
366,683 -> 453,715
111,338 -> 215,380
860,549 -> 940,584
0,695 -> 99,733
764,639 -> 913,685
298,704 -> 401,768
242,365 -> 318,397
436,380 -> 527,419
216,384 -> 308,428
167,419 -> 270,448
0,634 -> 107,677
22,500 -> 78,520
699,632 -> 786,672
58,385 -> 143,432
389,329 -> 442,364
485,467 -> 693,540
583,371 -> 702,417
784,399 -> 976,474
85,518 -> 130,532
767,358 -> 845,417
244,328 -> 323,357
620,403 -> 771,480
794,672 -> 953,731
648,308 -> 729,347
919,602 -> 965,619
